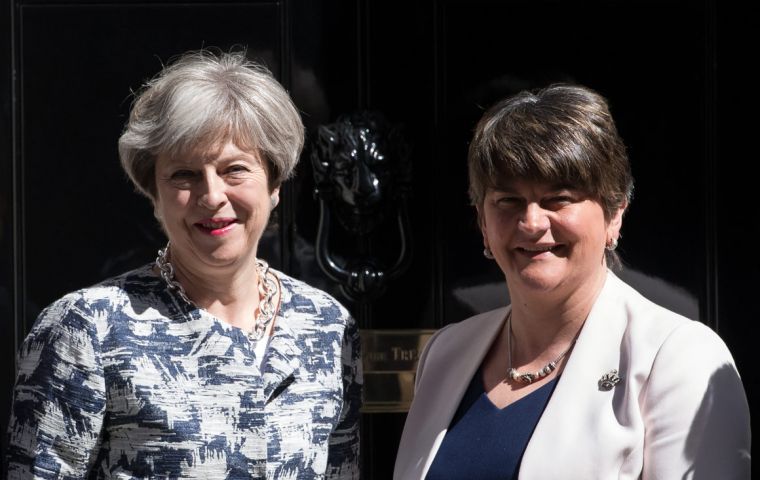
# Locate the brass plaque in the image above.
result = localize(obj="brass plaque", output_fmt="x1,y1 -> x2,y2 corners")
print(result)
360,329 -> 436,413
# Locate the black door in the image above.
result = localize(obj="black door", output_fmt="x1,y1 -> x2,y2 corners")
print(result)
1,1 -> 755,477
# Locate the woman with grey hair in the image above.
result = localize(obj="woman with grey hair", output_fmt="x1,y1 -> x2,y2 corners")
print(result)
394,85 -> 750,479
7,50 -> 361,479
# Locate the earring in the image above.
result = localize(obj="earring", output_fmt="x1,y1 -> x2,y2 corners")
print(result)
606,238 -> 618,251
483,247 -> 495,259
270,195 -> 279,208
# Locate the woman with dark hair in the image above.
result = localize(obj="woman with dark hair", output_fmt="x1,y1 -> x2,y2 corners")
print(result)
7,50 -> 361,479
394,85 -> 750,479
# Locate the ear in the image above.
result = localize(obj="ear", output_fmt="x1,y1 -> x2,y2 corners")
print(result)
606,200 -> 627,243
270,187 -> 280,209
152,197 -> 163,221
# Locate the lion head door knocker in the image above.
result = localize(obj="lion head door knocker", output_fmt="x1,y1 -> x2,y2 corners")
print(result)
311,111 -> 412,302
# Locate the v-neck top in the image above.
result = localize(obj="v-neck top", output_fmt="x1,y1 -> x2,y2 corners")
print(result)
425,367 -> 558,480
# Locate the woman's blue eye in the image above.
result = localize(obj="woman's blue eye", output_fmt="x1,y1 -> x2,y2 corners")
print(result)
227,165 -> 249,174
166,170 -> 197,189
169,170 -> 196,186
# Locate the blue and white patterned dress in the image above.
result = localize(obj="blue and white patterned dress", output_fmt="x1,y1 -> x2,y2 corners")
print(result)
6,264 -> 362,479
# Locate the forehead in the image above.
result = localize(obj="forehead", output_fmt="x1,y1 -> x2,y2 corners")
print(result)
158,141 -> 261,166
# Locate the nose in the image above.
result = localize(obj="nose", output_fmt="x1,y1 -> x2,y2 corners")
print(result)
197,172 -> 228,210
519,203 -> 550,235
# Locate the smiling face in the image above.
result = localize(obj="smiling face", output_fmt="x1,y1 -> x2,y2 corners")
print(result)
153,141 -> 277,276
479,179 -> 624,300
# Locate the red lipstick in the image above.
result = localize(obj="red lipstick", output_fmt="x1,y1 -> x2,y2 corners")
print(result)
195,217 -> 237,236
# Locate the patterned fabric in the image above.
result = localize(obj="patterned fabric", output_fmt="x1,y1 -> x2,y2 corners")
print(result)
6,264 -> 362,479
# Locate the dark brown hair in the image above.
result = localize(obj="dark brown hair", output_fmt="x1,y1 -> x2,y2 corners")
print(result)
468,84 -> 633,221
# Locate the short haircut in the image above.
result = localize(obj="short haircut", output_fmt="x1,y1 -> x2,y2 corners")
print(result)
119,49 -> 304,199
468,84 -> 633,221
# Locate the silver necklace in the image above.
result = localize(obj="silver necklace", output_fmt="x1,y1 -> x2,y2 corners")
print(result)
506,313 -> 577,384
155,242 -> 280,341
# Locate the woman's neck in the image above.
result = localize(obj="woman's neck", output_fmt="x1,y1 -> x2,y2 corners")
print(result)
507,268 -> 608,355
169,250 -> 262,331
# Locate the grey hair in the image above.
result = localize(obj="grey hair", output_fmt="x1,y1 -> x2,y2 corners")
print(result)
118,49 -> 304,199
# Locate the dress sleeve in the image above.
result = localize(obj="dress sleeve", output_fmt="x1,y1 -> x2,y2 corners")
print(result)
325,310 -> 362,479
6,296 -> 107,479
641,321 -> 751,479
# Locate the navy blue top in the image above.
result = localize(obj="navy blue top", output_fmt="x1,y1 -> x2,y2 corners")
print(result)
425,368 -> 558,480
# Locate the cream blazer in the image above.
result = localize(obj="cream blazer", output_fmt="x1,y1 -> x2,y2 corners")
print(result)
394,272 -> 751,479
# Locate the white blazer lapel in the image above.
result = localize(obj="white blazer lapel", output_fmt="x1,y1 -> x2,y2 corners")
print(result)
520,272 -> 632,478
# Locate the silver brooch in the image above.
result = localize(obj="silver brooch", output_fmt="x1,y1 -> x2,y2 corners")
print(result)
598,369 -> 621,391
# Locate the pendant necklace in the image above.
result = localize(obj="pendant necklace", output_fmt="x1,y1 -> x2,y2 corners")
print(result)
506,312 -> 578,384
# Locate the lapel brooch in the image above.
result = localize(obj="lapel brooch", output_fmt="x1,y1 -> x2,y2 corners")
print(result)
598,369 -> 621,391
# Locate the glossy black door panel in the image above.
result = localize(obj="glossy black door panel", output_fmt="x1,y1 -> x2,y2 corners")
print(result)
3,0 -> 754,476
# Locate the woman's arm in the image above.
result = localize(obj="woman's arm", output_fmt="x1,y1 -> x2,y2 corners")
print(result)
325,312 -> 362,479
641,321 -> 750,479
6,296 -> 106,479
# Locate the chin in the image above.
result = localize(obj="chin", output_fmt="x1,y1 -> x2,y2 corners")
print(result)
195,245 -> 250,267
510,266 -> 567,293
204,254 -> 239,266
517,276 -> 563,292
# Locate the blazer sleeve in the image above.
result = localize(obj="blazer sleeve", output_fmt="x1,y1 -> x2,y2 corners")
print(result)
6,296 -> 107,479
326,311 -> 362,479
641,321 -> 751,479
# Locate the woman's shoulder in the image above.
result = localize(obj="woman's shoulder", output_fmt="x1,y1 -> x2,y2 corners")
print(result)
275,269 -> 352,324
31,264 -> 163,330
59,263 -> 157,302
439,307 -> 507,335
606,272 -> 693,326
604,271 -> 732,360
422,307 -> 508,359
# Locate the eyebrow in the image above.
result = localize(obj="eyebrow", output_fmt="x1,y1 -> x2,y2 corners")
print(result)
161,151 -> 259,167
